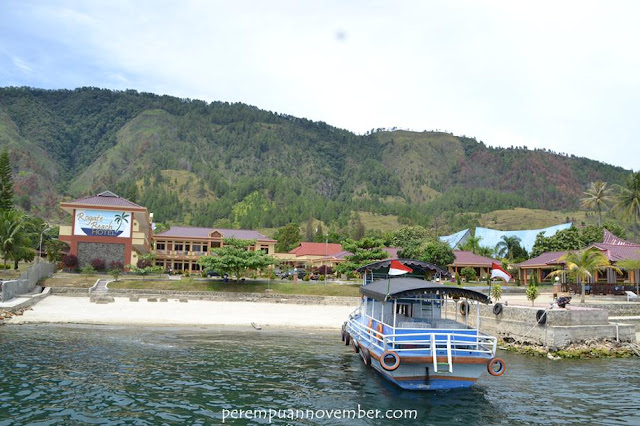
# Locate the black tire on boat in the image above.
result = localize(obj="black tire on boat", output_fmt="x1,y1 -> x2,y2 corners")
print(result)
344,333 -> 351,346
360,347 -> 371,366
536,309 -> 547,325
352,339 -> 360,353
460,301 -> 469,316
341,330 -> 345,342
493,303 -> 503,315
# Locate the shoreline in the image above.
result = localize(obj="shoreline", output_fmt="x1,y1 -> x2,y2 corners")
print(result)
5,295 -> 359,329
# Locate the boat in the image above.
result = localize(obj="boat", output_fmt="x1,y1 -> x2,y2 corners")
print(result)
342,259 -> 505,390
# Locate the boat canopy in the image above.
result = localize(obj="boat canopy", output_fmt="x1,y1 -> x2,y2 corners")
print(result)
360,277 -> 490,303
356,259 -> 450,277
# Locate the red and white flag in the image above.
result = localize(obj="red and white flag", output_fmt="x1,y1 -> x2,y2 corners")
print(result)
490,262 -> 511,282
389,260 -> 413,276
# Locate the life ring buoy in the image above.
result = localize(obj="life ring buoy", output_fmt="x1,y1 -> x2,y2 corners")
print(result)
368,318 -> 374,334
493,303 -> 503,315
487,357 -> 506,376
380,350 -> 400,371
376,323 -> 384,336
344,332 -> 351,346
536,309 -> 547,325
360,347 -> 372,366
460,301 -> 470,316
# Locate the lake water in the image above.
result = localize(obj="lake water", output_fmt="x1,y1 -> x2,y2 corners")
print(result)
0,325 -> 639,425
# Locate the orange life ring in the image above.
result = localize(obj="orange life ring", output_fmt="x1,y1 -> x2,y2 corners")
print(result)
487,357 -> 506,376
368,319 -> 374,334
380,350 -> 401,371
376,323 -> 384,336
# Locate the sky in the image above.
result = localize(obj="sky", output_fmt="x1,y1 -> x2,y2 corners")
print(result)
0,0 -> 638,170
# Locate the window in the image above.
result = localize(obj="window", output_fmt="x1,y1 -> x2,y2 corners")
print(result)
192,244 -> 201,252
211,241 -> 221,248
174,243 -> 184,251
156,242 -> 165,250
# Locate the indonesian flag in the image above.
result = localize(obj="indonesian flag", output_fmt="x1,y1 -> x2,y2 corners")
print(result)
389,260 -> 413,276
491,262 -> 511,282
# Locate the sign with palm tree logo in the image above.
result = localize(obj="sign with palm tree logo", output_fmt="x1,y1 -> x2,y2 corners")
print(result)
74,209 -> 132,238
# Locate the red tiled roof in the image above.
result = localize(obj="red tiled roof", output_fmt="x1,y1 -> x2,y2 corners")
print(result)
602,229 -> 639,246
517,251 -> 569,267
451,250 -> 499,266
289,242 -> 344,256
591,243 -> 640,262
156,226 -> 275,242
64,191 -> 145,209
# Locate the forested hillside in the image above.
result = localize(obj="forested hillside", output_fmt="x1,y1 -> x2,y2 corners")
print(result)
0,87 -> 631,235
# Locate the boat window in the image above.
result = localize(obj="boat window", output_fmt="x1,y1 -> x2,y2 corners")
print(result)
396,303 -> 412,317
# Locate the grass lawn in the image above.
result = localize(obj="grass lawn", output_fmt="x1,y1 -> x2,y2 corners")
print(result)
105,278 -> 362,297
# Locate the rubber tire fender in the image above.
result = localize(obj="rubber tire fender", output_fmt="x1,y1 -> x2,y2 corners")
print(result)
460,301 -> 470,316
493,303 -> 503,315
536,309 -> 547,325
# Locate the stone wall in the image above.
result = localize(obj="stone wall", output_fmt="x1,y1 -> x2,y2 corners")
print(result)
49,286 -> 360,306
77,242 -> 125,267
444,301 -> 636,349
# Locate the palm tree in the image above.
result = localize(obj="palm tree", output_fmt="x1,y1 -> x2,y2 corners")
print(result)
548,248 -> 620,303
460,235 -> 482,254
614,172 -> 640,241
0,210 -> 36,268
581,181 -> 613,226
495,236 -> 523,261
617,253 -> 640,296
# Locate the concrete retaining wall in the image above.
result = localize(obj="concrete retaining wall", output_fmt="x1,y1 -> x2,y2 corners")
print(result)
49,287 -> 360,306
1,263 -> 56,301
445,301 -> 636,349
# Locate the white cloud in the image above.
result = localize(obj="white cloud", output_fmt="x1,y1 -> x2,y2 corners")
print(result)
1,0 -> 639,170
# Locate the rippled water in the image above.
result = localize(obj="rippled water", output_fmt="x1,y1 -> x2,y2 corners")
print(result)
0,325 -> 638,425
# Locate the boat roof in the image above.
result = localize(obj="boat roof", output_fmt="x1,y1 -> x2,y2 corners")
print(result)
356,259 -> 450,276
360,277 -> 490,303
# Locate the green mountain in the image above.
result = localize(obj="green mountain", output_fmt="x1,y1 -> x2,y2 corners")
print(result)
0,87 -> 631,235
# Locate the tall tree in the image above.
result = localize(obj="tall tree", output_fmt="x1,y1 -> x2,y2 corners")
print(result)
198,238 -> 274,282
0,210 -> 35,268
615,172 -> 640,241
581,181 -> 613,226
305,217 -> 315,242
0,149 -> 14,211
548,248 -> 620,303
274,223 -> 302,253
460,235 -> 482,254
495,236 -> 527,261
335,237 -> 388,275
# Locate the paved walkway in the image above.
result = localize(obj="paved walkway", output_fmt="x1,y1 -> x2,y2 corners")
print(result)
90,279 -> 113,294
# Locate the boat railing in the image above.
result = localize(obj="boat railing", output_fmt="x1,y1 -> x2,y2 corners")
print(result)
347,315 -> 497,365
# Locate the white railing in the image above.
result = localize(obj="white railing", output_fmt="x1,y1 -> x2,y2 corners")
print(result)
346,314 -> 497,368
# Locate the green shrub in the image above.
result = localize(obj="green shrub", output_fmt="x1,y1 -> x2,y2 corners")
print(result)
491,283 -> 502,301
460,267 -> 477,282
81,265 -> 96,275
526,282 -> 539,306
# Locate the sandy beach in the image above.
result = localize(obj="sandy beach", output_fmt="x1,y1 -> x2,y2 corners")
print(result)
6,295 -> 359,329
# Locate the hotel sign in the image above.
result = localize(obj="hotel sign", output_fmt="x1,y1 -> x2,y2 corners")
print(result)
74,209 -> 132,238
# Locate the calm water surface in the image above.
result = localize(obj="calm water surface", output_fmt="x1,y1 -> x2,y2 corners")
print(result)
0,325 -> 639,425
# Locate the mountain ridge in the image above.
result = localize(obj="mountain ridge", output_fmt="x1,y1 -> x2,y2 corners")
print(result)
0,86 -> 631,235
